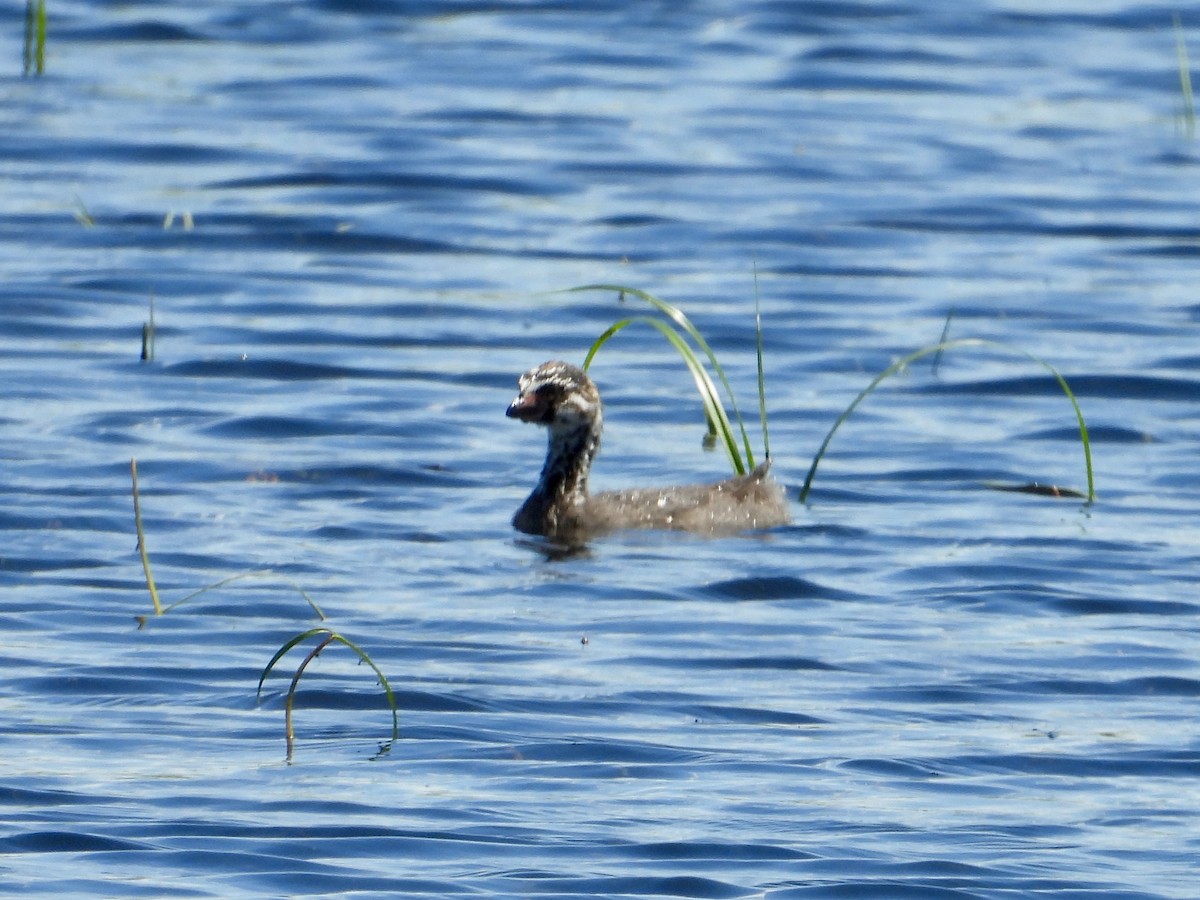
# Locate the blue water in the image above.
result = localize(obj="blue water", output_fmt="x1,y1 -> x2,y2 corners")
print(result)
2,2 -> 1199,897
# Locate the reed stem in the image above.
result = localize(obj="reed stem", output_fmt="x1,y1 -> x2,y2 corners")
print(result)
130,459 -> 163,616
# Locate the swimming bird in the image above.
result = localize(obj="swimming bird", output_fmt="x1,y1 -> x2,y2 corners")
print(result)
506,360 -> 790,544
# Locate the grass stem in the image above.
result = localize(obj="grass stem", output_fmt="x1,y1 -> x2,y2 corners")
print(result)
130,459 -> 163,617
161,571 -> 326,619
72,196 -> 95,228
930,307 -> 955,377
1176,13 -> 1195,139
283,632 -> 336,762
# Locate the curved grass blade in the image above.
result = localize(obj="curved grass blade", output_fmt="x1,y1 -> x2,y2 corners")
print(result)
258,627 -> 328,698
584,315 -> 746,474
162,570 -> 326,620
797,338 -> 1094,504
568,284 -> 756,469
258,627 -> 400,761
129,461 -> 324,625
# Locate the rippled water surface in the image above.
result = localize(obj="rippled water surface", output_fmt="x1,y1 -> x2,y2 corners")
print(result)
3,2 -> 1199,897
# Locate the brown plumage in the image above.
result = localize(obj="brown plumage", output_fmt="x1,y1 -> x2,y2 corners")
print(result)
506,360 -> 790,544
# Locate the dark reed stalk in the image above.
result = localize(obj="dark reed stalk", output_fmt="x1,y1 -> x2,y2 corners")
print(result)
930,307 -> 955,377
141,294 -> 156,362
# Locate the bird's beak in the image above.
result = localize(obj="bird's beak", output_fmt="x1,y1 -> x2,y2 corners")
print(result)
506,391 -> 541,422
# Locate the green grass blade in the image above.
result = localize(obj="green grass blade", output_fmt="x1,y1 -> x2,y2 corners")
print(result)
753,263 -> 770,460
73,196 -> 95,228
568,284 -> 756,468
129,462 -> 323,625
130,459 -> 163,616
324,632 -> 400,742
35,1 -> 46,75
798,338 -> 1094,504
584,314 -> 746,474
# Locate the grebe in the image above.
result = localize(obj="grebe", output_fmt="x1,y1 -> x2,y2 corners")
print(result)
507,360 -> 789,543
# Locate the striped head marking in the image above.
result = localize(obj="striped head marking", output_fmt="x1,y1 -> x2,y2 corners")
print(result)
506,360 -> 600,429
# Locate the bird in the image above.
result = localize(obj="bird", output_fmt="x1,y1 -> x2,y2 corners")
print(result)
506,360 -> 790,544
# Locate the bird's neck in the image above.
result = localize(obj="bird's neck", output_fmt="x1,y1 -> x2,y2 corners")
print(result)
514,414 -> 602,534
540,417 -> 601,503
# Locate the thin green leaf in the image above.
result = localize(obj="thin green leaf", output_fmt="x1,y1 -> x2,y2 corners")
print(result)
324,632 -> 400,742
931,307 -> 955,377
130,459 -> 162,617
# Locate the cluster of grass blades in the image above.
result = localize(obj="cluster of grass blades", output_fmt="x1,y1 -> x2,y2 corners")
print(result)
23,1 -> 46,76
130,459 -> 397,760
571,283 -> 771,476
571,286 -> 1095,506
